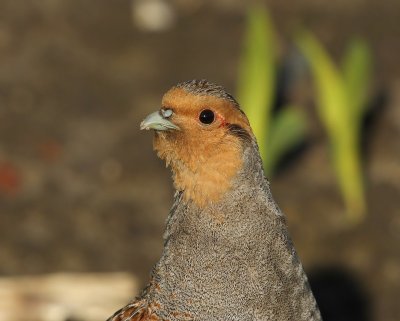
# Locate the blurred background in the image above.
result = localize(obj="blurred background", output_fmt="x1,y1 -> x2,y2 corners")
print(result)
0,0 -> 399,320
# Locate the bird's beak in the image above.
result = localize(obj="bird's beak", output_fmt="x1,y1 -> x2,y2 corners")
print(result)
140,111 -> 180,131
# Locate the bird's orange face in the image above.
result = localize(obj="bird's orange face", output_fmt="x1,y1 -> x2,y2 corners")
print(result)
141,86 -> 253,207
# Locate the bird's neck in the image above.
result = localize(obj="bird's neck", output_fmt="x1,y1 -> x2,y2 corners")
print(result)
163,141 -> 275,252
148,143 -> 286,301
163,143 -> 279,249
143,143 -> 320,320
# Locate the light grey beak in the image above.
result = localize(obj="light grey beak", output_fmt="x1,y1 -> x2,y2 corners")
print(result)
140,110 -> 180,131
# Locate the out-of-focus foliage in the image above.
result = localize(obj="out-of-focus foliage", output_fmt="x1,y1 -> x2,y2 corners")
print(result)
266,108 -> 307,174
237,6 -> 372,222
237,7 -> 307,177
296,32 -> 372,223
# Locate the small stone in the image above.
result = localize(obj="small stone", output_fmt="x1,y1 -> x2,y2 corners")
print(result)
131,0 -> 175,32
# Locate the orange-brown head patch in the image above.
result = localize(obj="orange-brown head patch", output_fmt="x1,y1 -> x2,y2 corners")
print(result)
152,80 -> 254,207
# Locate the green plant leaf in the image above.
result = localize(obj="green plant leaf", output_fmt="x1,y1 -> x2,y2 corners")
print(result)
296,31 -> 350,138
296,31 -> 367,223
342,38 -> 372,124
237,7 -> 276,165
264,107 -> 307,176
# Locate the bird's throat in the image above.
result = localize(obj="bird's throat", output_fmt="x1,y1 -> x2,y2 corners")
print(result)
153,131 -> 243,207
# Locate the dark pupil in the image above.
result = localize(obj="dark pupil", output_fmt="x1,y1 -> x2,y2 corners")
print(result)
199,109 -> 215,124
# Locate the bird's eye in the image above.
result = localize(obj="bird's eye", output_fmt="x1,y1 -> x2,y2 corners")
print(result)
199,109 -> 215,124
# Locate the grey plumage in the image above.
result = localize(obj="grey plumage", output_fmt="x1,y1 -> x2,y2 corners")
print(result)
140,140 -> 322,321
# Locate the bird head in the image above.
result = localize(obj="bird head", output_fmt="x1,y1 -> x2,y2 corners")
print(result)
140,80 -> 255,207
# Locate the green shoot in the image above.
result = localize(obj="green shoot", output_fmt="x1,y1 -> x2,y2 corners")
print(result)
265,108 -> 308,174
296,31 -> 372,223
237,7 -> 307,177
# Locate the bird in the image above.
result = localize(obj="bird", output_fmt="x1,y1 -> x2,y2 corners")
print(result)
107,79 -> 322,321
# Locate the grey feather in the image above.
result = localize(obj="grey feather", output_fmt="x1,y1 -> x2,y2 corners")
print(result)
141,140 -> 322,321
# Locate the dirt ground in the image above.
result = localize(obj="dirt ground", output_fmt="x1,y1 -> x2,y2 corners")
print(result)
0,1 -> 399,321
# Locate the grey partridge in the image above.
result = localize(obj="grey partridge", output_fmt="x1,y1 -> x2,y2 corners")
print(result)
107,80 -> 322,321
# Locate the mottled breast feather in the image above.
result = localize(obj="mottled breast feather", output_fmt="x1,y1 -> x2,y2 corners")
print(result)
107,299 -> 161,321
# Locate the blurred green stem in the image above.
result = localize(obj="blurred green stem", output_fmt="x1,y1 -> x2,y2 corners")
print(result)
296,31 -> 369,223
237,7 -> 275,169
